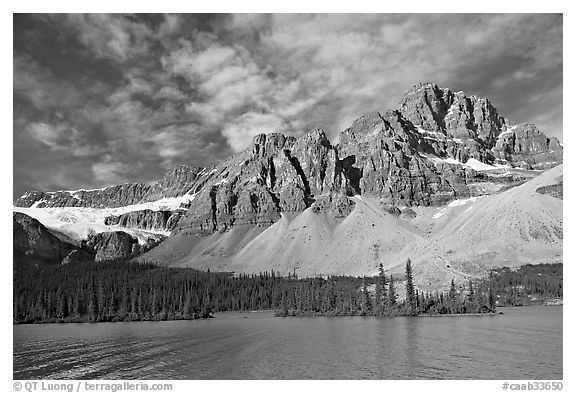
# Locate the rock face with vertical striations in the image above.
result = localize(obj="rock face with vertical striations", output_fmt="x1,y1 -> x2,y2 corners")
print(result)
336,110 -> 472,206
104,209 -> 184,231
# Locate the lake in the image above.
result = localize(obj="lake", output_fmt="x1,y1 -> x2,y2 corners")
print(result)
13,306 -> 562,380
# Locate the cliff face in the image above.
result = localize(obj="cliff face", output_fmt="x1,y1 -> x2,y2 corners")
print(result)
85,231 -> 138,262
14,83 -> 562,239
104,210 -> 184,232
336,110 -> 471,206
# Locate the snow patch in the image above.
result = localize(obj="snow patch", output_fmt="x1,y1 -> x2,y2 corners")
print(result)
213,177 -> 229,186
30,200 -> 44,208
446,101 -> 459,117
463,158 -> 497,171
447,196 -> 479,208
420,153 -> 461,166
415,126 -> 445,138
498,125 -> 518,139
67,187 -> 109,193
433,197 -> 479,219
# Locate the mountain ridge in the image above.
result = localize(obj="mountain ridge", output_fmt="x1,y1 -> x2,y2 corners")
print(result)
15,83 -> 562,211
13,83 -> 563,286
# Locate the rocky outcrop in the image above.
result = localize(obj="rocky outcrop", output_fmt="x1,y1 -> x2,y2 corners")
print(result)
13,212 -> 93,267
310,193 -> 356,218
84,230 -> 163,262
536,183 -> 563,199
61,249 -> 85,265
493,123 -> 563,169
104,209 -> 184,231
85,231 -> 138,262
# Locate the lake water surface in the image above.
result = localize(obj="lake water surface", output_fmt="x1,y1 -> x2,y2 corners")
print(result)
13,306 -> 562,380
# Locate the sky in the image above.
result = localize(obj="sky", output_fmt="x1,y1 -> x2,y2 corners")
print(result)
13,13 -> 563,199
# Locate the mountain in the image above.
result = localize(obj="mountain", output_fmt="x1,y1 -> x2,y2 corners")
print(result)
137,165 -> 562,289
13,83 -> 563,286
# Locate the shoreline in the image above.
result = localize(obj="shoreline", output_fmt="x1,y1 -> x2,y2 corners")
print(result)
417,313 -> 499,317
14,304 -> 563,325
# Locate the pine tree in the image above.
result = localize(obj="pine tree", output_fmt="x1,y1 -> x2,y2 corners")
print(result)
130,288 -> 139,319
88,279 -> 98,321
73,285 -> 84,318
280,290 -> 288,315
326,277 -> 336,312
467,280 -> 475,302
405,258 -> 416,314
119,283 -> 130,319
376,263 -> 387,314
449,278 -> 457,313
361,276 -> 372,315
97,280 -> 106,320
56,286 -> 68,319
388,274 -> 397,309
488,287 -> 496,311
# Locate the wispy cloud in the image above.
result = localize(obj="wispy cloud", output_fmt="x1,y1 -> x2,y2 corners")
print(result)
53,14 -> 154,62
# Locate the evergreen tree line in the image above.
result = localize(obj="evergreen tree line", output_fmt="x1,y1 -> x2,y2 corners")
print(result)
14,258 -> 497,324
475,263 -> 562,306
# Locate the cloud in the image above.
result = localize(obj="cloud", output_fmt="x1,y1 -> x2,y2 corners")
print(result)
223,112 -> 288,152
55,14 -> 153,62
91,155 -> 134,184
13,55 -> 90,112
26,122 -> 104,157
26,122 -> 68,150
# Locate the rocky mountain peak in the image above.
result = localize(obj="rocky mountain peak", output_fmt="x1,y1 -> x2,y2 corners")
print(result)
14,83 -> 562,239
297,128 -> 332,149
398,82 -> 452,134
251,132 -> 296,158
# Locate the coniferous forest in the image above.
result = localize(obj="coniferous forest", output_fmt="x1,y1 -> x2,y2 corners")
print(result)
476,263 -> 562,306
13,258 -> 561,324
